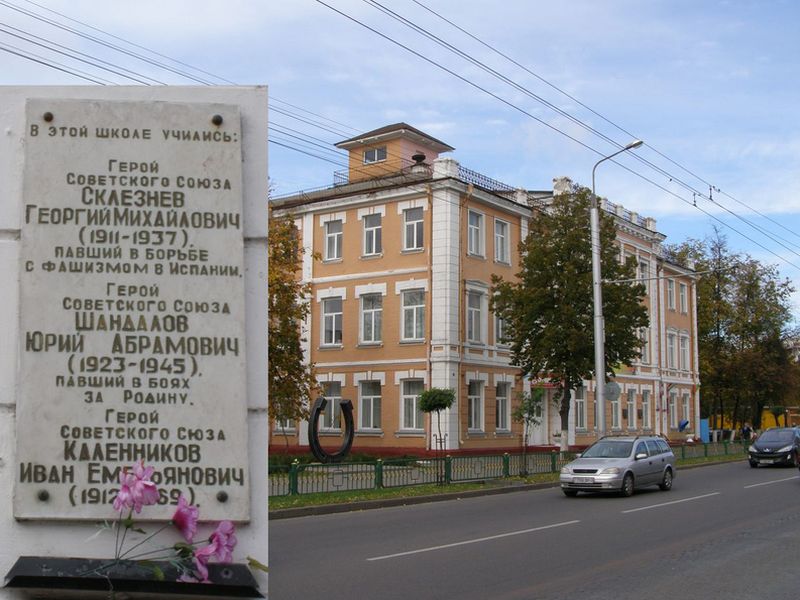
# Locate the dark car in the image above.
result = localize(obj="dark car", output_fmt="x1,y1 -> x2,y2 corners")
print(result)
748,427 -> 800,467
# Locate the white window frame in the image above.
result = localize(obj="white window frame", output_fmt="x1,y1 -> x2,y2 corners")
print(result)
467,209 -> 485,257
363,146 -> 387,164
495,382 -> 510,432
362,213 -> 382,256
639,260 -> 649,293
575,386 -> 586,431
667,332 -> 677,369
466,291 -> 483,344
679,283 -> 688,313
641,390 -> 651,429
494,218 -> 510,264
640,328 -> 650,364
321,381 -> 342,430
360,293 -> 382,344
359,381 -> 382,430
324,219 -> 342,261
669,391 -> 678,429
495,314 -> 509,347
403,207 -> 424,251
667,279 -> 676,310
467,379 -> 484,432
321,296 -> 343,346
401,289 -> 425,342
679,335 -> 689,371
611,396 -> 621,430
682,393 -> 691,424
400,379 -> 424,431
627,389 -> 636,430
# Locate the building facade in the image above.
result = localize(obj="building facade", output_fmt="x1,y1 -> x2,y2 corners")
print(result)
272,123 -> 700,454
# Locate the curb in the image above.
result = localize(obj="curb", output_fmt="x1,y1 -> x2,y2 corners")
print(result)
269,456 -> 746,520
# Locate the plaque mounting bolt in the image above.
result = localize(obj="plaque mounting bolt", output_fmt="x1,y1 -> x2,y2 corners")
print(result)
43,112 -> 54,122
216,491 -> 228,503
37,490 -> 50,502
211,114 -> 223,126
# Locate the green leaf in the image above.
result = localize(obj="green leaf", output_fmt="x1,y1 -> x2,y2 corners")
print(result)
246,556 -> 269,573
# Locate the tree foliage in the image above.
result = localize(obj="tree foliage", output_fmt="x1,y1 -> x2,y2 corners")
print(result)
268,211 -> 319,442
492,185 -> 648,449
665,229 -> 797,431
419,387 -> 455,443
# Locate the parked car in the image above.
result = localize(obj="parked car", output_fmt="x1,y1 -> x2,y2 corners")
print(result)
560,435 -> 675,497
748,427 -> 800,467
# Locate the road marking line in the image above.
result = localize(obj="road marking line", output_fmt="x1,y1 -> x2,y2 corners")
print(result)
366,520 -> 580,561
744,475 -> 800,489
621,492 -> 720,514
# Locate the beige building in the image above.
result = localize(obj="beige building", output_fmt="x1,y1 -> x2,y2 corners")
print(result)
272,123 -> 700,454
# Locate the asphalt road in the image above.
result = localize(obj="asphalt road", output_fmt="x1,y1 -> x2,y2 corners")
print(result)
269,461 -> 800,599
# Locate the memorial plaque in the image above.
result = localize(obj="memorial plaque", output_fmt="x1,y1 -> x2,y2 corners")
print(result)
15,99 -> 249,521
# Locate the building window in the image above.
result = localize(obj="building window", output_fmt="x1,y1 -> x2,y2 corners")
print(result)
401,380 -> 424,430
402,289 -> 425,341
363,146 -> 387,164
641,390 -> 651,429
611,395 -> 621,430
494,219 -> 509,264
679,283 -> 688,313
363,213 -> 382,256
575,386 -> 586,430
360,294 -> 382,344
639,260 -> 649,293
359,381 -> 382,430
669,391 -> 678,429
667,333 -> 676,369
322,297 -> 343,346
679,335 -> 689,371
403,207 -> 424,251
627,389 -> 636,429
274,417 -> 295,431
682,393 -> 691,423
495,382 -> 510,431
321,382 -> 342,430
640,329 -> 650,364
495,314 -> 508,347
466,291 -> 483,344
667,279 -> 675,310
325,219 -> 342,261
467,380 -> 483,431
467,210 -> 484,256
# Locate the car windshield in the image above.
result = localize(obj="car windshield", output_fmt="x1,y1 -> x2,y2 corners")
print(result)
758,430 -> 794,444
582,440 -> 633,458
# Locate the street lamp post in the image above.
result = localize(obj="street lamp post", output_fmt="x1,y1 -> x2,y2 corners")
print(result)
591,139 -> 643,437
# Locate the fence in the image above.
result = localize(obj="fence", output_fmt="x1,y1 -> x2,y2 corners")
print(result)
269,442 -> 748,497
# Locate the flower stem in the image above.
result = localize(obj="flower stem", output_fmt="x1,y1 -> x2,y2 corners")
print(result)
118,522 -> 172,559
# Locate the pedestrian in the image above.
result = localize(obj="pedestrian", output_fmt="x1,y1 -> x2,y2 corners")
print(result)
742,423 -> 752,441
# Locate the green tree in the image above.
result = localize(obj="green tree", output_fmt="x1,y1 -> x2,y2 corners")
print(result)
492,184 -> 648,450
268,210 -> 319,445
419,387 -> 455,446
666,230 -> 795,432
512,388 -> 543,475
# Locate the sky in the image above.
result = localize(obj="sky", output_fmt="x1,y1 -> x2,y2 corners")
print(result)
2,0 -> 800,314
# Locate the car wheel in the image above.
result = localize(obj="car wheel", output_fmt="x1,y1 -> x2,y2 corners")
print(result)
658,468 -> 673,491
563,489 -> 578,497
749,460 -> 758,468
620,473 -> 634,497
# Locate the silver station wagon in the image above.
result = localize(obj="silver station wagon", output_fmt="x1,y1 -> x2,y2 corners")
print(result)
559,435 -> 675,497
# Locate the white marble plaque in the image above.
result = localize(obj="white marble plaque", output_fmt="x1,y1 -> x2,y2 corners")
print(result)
15,99 -> 250,521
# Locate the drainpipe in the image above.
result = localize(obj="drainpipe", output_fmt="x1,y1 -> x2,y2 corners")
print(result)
426,183 -> 433,451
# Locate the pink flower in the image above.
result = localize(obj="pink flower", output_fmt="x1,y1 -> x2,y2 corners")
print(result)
178,554 -> 210,584
208,520 -> 237,563
130,460 -> 159,513
172,495 -> 199,542
112,469 -> 136,512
